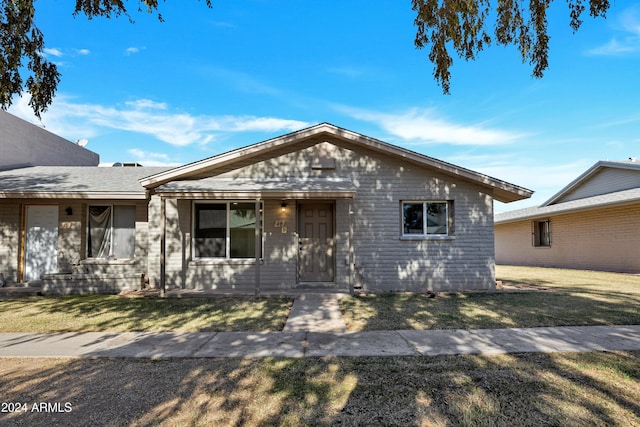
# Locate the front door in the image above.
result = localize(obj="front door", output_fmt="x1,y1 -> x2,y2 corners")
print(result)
24,205 -> 58,281
298,203 -> 335,282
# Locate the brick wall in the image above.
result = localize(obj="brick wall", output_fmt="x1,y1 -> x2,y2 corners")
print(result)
495,203 -> 640,273
154,141 -> 497,292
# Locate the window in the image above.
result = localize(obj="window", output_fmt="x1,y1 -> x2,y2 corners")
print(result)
402,201 -> 451,237
533,219 -> 551,247
87,205 -> 136,259
194,202 -> 263,259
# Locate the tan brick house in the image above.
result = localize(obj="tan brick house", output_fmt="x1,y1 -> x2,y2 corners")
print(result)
495,160 -> 640,273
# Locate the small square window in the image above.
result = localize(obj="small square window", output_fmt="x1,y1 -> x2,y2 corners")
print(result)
401,201 -> 451,237
533,220 -> 551,247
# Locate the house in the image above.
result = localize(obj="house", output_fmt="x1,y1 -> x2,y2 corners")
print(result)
495,160 -> 640,273
0,110 -> 99,169
0,123 -> 531,294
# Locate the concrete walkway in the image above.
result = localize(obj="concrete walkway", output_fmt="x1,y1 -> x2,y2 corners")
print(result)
0,293 -> 639,358
0,325 -> 639,359
283,294 -> 347,333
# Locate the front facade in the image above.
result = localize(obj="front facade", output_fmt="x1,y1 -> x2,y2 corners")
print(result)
0,123 -> 531,293
495,160 -> 640,273
0,167 -> 169,292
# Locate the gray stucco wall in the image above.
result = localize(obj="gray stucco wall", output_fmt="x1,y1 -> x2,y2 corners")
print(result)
0,111 -> 99,169
153,141 -> 496,292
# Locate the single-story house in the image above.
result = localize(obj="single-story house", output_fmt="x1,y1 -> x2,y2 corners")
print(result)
495,160 -> 640,273
0,123 -> 531,294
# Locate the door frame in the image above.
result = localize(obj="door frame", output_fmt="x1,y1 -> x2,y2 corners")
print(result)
21,204 -> 59,282
296,200 -> 336,283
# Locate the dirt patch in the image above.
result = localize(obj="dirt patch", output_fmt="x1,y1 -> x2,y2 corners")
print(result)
118,289 -> 162,298
498,281 -> 555,292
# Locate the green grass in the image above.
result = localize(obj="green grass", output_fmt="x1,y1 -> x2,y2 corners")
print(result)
340,266 -> 640,331
0,295 -> 293,332
1,352 -> 639,426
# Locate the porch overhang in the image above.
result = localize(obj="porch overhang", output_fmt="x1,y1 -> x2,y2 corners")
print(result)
152,177 -> 357,199
0,191 -> 146,200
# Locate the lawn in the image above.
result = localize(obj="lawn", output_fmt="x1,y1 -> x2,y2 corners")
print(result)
1,351 -> 638,426
0,295 -> 293,332
1,267 -> 639,425
340,266 -> 640,331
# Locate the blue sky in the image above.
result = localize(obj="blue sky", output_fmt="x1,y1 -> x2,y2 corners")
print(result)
8,1 -> 640,212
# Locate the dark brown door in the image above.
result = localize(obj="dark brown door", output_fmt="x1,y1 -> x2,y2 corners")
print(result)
298,203 -> 334,282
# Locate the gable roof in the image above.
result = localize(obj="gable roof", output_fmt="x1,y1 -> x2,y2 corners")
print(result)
543,160 -> 640,206
496,187 -> 640,224
0,166 -> 170,199
496,160 -> 640,224
139,123 -> 532,203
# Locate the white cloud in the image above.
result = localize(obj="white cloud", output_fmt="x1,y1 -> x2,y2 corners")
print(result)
458,155 -> 594,212
340,106 -> 524,146
125,47 -> 143,55
76,49 -> 90,55
586,7 -> 640,56
43,48 -> 64,57
586,38 -> 639,55
8,94 -> 309,147
125,99 -> 168,110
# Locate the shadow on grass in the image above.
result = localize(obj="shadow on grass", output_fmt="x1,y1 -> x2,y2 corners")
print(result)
340,286 -> 640,332
0,296 -> 293,332
0,351 -> 638,426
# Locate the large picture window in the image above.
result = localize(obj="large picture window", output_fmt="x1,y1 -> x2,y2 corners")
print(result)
87,205 -> 136,259
402,201 -> 450,237
194,202 -> 262,259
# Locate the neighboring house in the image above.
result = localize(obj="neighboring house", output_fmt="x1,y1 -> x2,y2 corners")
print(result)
0,123 -> 531,294
495,160 -> 640,273
0,110 -> 99,169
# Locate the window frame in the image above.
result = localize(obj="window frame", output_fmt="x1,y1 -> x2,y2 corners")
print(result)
192,201 -> 264,260
400,200 -> 452,239
532,219 -> 551,247
86,204 -> 137,260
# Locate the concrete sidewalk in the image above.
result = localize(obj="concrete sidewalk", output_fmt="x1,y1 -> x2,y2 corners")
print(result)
1,293 -> 639,358
0,325 -> 639,358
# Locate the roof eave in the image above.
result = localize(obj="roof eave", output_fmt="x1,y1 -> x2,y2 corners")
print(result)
0,192 -> 147,200
496,195 -> 640,224
153,190 -> 356,199
493,187 -> 534,203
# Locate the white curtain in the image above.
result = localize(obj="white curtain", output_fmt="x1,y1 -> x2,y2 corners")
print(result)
88,206 -> 111,258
